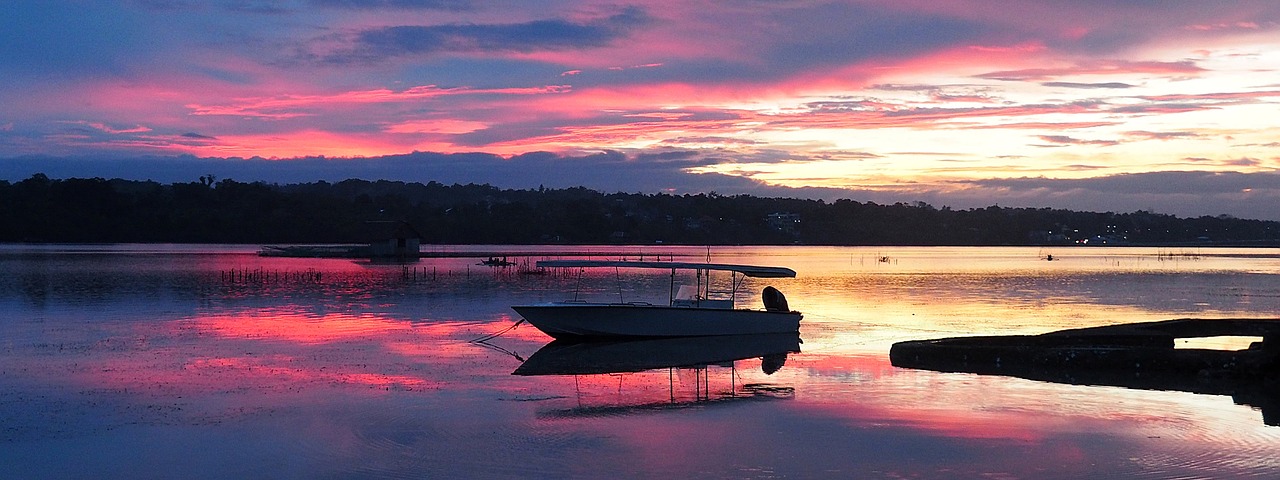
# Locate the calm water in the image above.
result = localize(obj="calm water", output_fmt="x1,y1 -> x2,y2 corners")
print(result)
2,244 -> 1279,478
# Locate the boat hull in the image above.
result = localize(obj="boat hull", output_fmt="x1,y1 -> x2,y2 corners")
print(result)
511,303 -> 802,338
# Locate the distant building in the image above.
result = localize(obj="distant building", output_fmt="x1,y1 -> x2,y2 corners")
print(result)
367,221 -> 423,259
1028,230 -> 1070,244
766,212 -> 800,235
1078,234 -> 1129,245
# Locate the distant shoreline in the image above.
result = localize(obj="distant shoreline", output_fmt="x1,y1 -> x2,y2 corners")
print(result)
4,175 -> 1278,246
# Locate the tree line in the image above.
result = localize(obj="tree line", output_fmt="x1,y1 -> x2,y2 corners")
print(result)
2,173 -> 1277,246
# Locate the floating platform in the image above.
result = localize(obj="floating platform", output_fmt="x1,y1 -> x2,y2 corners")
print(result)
259,245 -> 371,258
890,318 -> 1280,425
259,245 -> 670,260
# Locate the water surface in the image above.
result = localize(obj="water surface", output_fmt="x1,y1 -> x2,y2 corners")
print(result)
2,244 -> 1279,478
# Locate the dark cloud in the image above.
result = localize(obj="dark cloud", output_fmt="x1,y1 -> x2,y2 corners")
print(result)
978,61 -> 1205,82
0,3 -> 148,78
876,170 -> 1280,220
804,100 -> 886,112
870,84 -> 941,92
1139,90 -> 1280,104
973,171 -> 1280,196
1042,82 -> 1135,89
1124,130 -> 1199,140
451,107 -> 743,148
1035,135 -> 1120,146
631,150 -> 707,164
1108,103 -> 1208,114
764,3 -> 984,72
1224,157 -> 1262,167
310,0 -> 471,9
1062,164 -> 1109,171
931,91 -> 996,103
127,0 -> 197,10
325,7 -> 647,63
557,4 -> 992,89
660,136 -> 761,146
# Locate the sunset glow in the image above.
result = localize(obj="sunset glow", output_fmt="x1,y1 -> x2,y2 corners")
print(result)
3,1 -> 1280,218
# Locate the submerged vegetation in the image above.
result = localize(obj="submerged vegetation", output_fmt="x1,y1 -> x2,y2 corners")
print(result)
2,173 -> 1278,246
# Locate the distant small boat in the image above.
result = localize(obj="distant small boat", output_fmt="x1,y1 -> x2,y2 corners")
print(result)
478,257 -> 516,267
511,260 -> 802,338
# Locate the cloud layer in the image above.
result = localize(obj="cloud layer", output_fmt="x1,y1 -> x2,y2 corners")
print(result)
2,0 -> 1279,219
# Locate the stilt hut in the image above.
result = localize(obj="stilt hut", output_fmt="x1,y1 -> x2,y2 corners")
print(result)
367,220 -> 423,260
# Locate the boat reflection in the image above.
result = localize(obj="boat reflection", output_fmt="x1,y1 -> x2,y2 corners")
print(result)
513,333 -> 802,376
514,333 -> 802,417
534,383 -> 798,419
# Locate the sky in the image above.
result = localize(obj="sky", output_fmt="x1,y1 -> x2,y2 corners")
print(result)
2,1 -> 1280,220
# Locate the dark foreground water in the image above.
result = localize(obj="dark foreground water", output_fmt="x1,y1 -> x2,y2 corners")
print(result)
2,244 -> 1279,478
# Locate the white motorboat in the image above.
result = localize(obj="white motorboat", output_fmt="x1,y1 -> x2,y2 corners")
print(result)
511,260 -> 802,338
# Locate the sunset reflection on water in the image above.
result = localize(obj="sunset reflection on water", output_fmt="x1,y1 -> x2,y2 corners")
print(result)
2,244 -> 1279,478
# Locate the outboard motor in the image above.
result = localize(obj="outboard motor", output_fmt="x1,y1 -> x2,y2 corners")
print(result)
761,353 -> 787,375
762,286 -> 789,312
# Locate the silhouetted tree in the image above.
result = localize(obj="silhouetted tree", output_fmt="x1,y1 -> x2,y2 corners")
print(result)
1,173 -> 1278,246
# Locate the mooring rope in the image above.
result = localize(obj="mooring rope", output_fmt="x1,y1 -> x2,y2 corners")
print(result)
468,318 -> 529,361
469,318 -> 527,343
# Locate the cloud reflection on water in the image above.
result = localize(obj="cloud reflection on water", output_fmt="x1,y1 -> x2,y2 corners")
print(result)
4,245 -> 1280,478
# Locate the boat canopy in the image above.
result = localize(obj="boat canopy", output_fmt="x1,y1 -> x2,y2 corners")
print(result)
534,260 -> 797,278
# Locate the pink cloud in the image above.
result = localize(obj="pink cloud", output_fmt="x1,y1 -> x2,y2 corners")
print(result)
469,96 -> 1123,155
384,118 -> 489,135
978,60 -> 1206,81
185,129 -> 438,158
1185,22 -> 1262,31
187,84 -> 571,118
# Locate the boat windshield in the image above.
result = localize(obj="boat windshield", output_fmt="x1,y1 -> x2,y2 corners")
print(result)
675,285 -> 699,301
